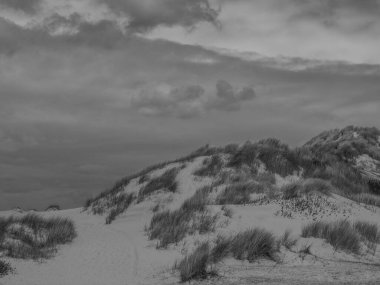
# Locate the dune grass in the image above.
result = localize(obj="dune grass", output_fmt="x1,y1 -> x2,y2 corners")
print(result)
175,242 -> 212,282
105,193 -> 134,224
194,155 -> 223,177
216,182 -> 265,205
282,179 -> 333,200
0,214 -> 76,260
301,220 -> 363,254
147,187 -> 217,248
175,227 -> 280,282
139,167 -> 179,199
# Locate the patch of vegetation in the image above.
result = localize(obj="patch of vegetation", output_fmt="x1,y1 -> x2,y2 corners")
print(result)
354,221 -> 380,253
216,182 -> 266,205
175,242 -> 213,282
348,193 -> 380,208
282,179 -> 333,200
147,187 -> 217,248
45,204 -> 60,211
194,155 -> 223,177
174,228 -> 280,282
301,220 -> 361,254
279,230 -> 298,250
228,228 -> 278,262
0,214 -> 76,260
0,260 -> 14,277
139,167 -> 179,199
105,193 -> 134,224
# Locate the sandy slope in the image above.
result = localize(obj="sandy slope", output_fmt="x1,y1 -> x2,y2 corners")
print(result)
0,206 -> 179,285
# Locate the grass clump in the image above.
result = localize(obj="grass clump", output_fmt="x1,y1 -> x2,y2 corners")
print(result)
105,193 -> 134,224
229,228 -> 278,262
147,187 -> 216,248
0,214 -> 76,260
139,167 -> 179,199
354,221 -> 380,252
301,220 -> 361,254
175,228 -> 280,282
0,260 -> 14,277
194,155 -> 223,177
175,242 -> 212,282
279,230 -> 298,250
282,179 -> 333,200
216,182 -> 265,205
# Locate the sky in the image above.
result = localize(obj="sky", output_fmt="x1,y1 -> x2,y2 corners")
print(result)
0,0 -> 379,210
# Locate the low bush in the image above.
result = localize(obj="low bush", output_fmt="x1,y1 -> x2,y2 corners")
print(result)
301,220 -> 361,254
194,155 -> 223,177
0,260 -> 14,277
216,182 -> 265,205
139,167 -> 179,198
0,214 -> 77,260
45,205 -> 60,211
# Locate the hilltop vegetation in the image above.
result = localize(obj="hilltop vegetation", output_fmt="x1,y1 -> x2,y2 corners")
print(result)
86,126 -> 380,224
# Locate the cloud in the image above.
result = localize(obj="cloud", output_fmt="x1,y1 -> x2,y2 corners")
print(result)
131,81 -> 256,118
0,0 -> 41,14
98,0 -> 219,32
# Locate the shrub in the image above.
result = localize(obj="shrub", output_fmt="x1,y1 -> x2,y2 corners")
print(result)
138,174 -> 149,184
216,182 -> 265,205
175,242 -> 211,282
0,260 -> 14,277
194,155 -> 223,177
0,214 -> 77,260
229,228 -> 278,262
301,220 -> 361,254
139,168 -> 179,198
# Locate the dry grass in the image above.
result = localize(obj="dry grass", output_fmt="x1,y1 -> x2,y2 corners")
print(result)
0,214 -> 76,260
282,179 -> 333,200
147,187 -> 217,248
175,242 -> 213,282
139,167 -> 179,199
194,155 -> 223,177
216,182 -> 265,205
105,193 -> 134,224
301,220 -> 361,254
175,228 -> 280,282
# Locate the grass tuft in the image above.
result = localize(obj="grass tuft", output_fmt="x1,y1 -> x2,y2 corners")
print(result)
301,220 -> 361,254
0,214 -> 76,260
139,168 -> 179,199
216,182 -> 265,205
194,155 -> 223,177
175,242 -> 212,282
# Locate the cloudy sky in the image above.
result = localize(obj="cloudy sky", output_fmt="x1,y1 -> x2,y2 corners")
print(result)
0,0 -> 379,210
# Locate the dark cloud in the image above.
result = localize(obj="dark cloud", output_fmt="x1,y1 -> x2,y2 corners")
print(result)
0,0 -> 41,14
131,81 -> 256,118
99,0 -> 220,32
